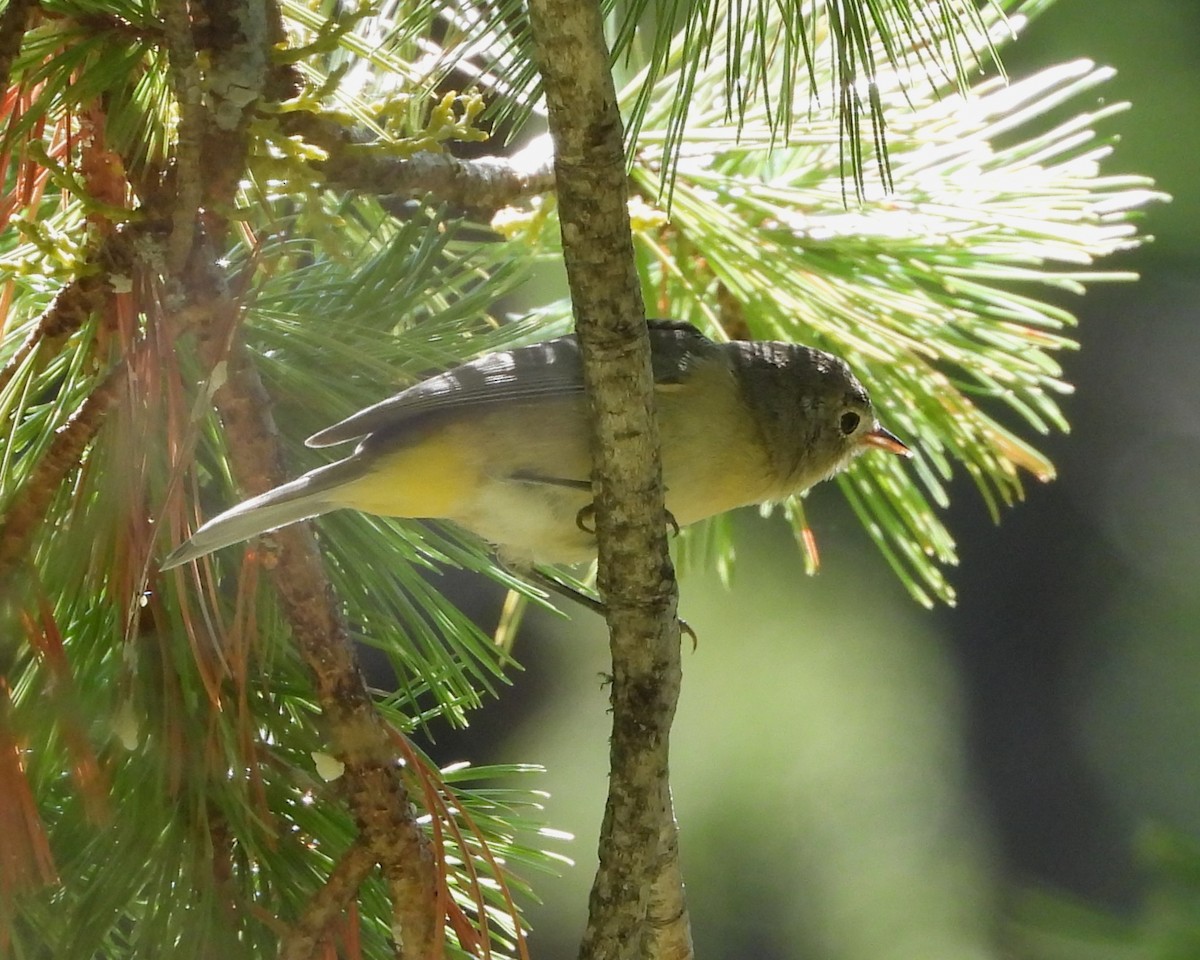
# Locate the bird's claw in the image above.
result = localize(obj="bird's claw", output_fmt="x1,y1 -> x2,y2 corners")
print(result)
576,504 -> 678,539
576,502 -> 596,535
665,508 -> 680,538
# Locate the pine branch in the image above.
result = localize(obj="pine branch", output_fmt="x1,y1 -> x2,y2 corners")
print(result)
324,147 -> 556,217
194,0 -> 269,204
278,111 -> 556,215
169,0 -> 442,941
525,2 -> 690,960
0,361 -> 127,582
194,320 -> 439,960
278,840 -> 376,960
643,817 -> 692,960
161,0 -> 204,275
0,223 -> 140,398
0,0 -> 36,95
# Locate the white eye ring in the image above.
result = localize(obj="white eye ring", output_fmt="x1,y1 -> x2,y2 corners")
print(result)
839,410 -> 861,436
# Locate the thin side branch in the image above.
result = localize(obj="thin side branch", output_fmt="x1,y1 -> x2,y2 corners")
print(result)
193,316 -> 439,960
279,112 -> 556,215
0,0 -> 37,94
320,147 -> 556,216
171,0 -> 439,949
524,2 -> 691,959
0,224 -> 141,397
327,147 -> 556,215
279,840 -> 377,960
0,361 -> 127,582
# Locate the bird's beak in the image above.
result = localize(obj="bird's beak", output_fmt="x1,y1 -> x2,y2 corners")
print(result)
862,425 -> 912,458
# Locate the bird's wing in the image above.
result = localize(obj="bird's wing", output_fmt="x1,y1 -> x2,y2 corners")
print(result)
306,321 -> 715,448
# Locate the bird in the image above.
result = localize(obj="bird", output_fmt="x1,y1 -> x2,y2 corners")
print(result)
162,321 -> 910,571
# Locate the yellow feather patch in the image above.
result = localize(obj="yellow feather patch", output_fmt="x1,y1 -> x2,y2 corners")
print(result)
337,426 -> 478,520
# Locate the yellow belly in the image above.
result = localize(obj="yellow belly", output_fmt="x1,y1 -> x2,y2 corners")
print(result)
335,402 -> 596,563
337,424 -> 481,519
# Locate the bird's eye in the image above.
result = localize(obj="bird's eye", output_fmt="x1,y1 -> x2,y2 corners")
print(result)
839,411 -> 861,436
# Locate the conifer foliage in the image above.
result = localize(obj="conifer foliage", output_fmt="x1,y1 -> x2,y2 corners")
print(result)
0,0 -> 1160,956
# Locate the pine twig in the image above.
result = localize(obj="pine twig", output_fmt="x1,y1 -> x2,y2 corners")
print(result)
0,224 -> 140,398
525,2 -> 691,959
160,0 -> 204,275
168,0 -> 440,948
279,840 -> 376,960
0,361 -> 127,583
643,817 -> 692,960
321,147 -> 557,216
193,0 -> 269,204
193,316 -> 439,960
278,112 -> 556,215
0,276 -> 105,397
0,0 -> 37,95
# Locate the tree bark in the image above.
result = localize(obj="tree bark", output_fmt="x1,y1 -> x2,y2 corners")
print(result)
525,3 -> 693,959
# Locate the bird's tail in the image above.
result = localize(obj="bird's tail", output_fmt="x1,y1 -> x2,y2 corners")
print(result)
161,461 -> 353,570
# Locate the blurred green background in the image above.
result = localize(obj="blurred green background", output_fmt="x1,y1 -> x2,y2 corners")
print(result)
403,1 -> 1200,956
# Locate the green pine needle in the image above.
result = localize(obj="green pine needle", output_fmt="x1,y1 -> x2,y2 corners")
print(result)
610,2 -> 1164,605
